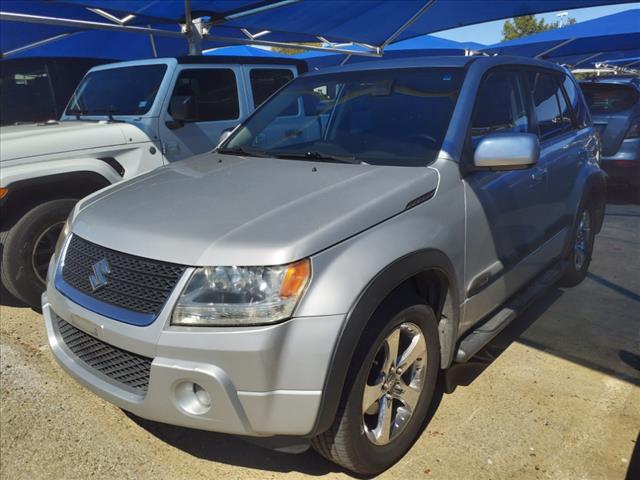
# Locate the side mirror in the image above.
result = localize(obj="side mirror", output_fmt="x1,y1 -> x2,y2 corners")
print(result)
474,133 -> 539,170
217,127 -> 236,146
166,96 -> 194,129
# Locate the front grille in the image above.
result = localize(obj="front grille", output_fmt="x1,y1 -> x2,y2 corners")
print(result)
57,316 -> 152,393
61,235 -> 186,317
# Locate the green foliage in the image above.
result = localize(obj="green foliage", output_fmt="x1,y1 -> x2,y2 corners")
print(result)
502,14 -> 575,41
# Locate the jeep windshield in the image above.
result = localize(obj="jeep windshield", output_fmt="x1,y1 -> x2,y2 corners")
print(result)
65,64 -> 167,117
221,67 -> 465,166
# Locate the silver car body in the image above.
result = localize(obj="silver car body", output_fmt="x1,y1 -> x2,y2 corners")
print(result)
43,56 -> 606,438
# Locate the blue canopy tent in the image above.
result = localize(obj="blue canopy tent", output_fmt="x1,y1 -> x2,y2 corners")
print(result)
2,0 -> 635,60
483,9 -> 640,63
296,34 -> 482,70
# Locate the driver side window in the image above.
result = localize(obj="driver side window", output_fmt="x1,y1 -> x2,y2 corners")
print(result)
472,70 -> 529,140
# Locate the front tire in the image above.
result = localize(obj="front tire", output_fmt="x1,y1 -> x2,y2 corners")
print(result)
1,199 -> 76,309
559,200 -> 595,288
312,297 -> 440,475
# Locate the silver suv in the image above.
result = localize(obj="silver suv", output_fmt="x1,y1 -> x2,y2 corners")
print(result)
43,56 -> 606,475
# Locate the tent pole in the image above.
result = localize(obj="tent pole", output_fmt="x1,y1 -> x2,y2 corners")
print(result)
203,34 -> 381,56
2,32 -> 77,57
570,52 -> 602,68
148,25 -> 158,57
0,12 -> 184,38
379,0 -> 437,50
535,38 -> 575,58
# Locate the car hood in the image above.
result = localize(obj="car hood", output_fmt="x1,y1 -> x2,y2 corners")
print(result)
0,121 -> 133,161
72,153 -> 440,266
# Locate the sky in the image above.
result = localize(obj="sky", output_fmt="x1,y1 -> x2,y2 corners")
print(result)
435,2 -> 640,46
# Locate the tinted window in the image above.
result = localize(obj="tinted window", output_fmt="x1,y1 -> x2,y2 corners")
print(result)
170,68 -> 239,121
66,64 -> 167,116
562,74 -> 588,127
528,71 -> 567,140
0,61 -> 56,125
472,71 -> 529,137
556,84 -> 574,132
250,68 -> 294,108
580,83 -> 639,113
225,68 -> 465,167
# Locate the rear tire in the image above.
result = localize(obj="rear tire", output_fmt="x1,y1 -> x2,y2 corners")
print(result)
311,296 -> 440,475
1,199 -> 76,309
558,200 -> 595,288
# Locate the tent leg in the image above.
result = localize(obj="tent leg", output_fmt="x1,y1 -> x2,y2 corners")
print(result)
188,18 -> 204,55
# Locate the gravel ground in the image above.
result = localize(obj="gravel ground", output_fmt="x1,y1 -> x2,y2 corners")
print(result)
1,202 -> 639,480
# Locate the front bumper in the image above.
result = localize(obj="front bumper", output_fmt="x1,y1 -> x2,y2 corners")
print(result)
43,279 -> 344,437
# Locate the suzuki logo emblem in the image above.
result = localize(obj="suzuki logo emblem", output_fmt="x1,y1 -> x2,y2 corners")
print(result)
89,258 -> 111,292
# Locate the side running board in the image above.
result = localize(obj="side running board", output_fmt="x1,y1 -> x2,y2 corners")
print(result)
455,262 -> 566,363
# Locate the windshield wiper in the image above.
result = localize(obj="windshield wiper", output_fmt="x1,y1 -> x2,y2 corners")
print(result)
216,145 -> 270,158
271,150 -> 366,165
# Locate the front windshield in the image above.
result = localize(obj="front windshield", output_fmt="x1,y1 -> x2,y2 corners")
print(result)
65,64 -> 167,116
223,67 -> 465,166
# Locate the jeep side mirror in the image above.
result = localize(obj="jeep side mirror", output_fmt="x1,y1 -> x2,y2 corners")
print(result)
166,96 -> 194,129
473,133 -> 539,170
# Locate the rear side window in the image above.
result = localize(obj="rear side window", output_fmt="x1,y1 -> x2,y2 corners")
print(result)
250,68 -> 294,108
527,71 -> 571,140
471,70 -> 529,137
170,68 -> 239,121
562,74 -> 588,127
580,83 -> 639,113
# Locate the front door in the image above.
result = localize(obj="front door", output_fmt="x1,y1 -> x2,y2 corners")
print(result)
158,66 -> 246,162
462,68 -> 548,329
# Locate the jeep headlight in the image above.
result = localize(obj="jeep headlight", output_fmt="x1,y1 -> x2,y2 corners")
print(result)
172,259 -> 311,326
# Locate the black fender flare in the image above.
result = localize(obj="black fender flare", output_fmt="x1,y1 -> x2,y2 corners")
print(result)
307,248 -> 460,437
1,171 -> 111,222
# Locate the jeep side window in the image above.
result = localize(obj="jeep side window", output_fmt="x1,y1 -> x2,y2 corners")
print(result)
250,68 -> 295,113
471,70 -> 529,139
169,69 -> 239,121
527,71 -> 569,141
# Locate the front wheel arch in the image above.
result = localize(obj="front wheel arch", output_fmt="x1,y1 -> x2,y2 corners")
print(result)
308,249 -> 460,437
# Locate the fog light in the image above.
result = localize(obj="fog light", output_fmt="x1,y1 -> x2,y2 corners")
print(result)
175,381 -> 211,415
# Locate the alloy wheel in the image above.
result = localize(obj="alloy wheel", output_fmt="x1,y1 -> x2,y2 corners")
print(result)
362,322 -> 427,446
573,210 -> 591,271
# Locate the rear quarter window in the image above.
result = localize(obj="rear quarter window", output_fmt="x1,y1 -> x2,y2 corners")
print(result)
580,83 -> 639,114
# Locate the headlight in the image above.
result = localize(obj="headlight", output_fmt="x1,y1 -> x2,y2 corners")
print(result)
53,214 -> 72,262
172,259 -> 311,326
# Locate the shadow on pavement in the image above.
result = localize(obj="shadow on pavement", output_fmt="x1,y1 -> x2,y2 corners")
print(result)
127,384 -> 445,478
126,411 -> 344,477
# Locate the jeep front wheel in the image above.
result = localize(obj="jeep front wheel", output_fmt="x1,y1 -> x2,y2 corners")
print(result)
1,199 -> 76,309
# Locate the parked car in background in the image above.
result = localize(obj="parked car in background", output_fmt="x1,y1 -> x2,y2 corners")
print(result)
579,75 -> 640,201
0,57 -> 111,126
0,55 -> 306,308
42,56 -> 605,475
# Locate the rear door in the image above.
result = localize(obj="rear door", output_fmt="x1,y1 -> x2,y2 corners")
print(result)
524,69 -> 578,246
580,81 -> 639,156
158,65 -> 246,161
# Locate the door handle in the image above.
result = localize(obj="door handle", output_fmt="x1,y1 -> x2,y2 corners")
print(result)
530,167 -> 548,183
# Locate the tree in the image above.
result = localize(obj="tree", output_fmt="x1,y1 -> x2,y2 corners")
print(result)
502,14 -> 575,41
